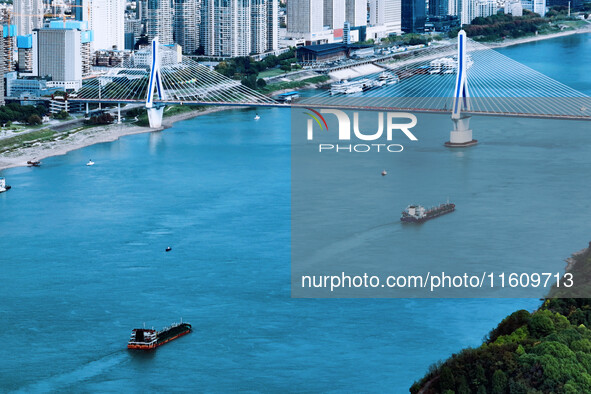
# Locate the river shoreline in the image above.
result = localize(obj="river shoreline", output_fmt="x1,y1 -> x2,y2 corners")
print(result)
1,27 -> 589,173
0,106 -> 226,172
483,24 -> 591,48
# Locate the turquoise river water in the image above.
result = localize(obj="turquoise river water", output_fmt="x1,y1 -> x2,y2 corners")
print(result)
1,33 -> 591,391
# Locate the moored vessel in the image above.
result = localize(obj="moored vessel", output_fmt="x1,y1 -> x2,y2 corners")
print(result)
0,177 -> 11,193
127,321 -> 192,350
330,79 -> 370,95
400,201 -> 455,223
375,71 -> 399,86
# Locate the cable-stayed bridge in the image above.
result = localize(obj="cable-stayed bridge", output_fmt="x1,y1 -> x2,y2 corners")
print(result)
70,33 -> 591,145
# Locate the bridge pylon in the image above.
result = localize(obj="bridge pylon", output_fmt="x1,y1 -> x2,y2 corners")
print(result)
445,30 -> 477,148
146,37 -> 165,129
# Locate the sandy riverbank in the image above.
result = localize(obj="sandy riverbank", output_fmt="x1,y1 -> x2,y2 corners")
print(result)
484,24 -> 591,48
0,106 -> 226,172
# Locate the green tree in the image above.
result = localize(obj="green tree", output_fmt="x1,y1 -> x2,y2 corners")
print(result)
256,78 -> 267,89
529,311 -> 556,337
439,366 -> 455,391
53,110 -> 69,120
471,364 -> 487,387
27,114 -> 42,125
491,370 -> 508,394
456,375 -> 470,394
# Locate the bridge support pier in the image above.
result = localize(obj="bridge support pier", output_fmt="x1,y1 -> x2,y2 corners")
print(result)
145,38 -> 165,129
85,102 -> 89,116
446,30 -> 477,148
117,103 -> 121,124
147,106 -> 164,128
445,116 -> 478,147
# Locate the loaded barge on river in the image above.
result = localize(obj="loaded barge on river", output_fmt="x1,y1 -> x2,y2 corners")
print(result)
400,201 -> 455,223
127,321 -> 192,350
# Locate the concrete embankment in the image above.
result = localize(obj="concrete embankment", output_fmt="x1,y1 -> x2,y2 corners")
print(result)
328,63 -> 386,81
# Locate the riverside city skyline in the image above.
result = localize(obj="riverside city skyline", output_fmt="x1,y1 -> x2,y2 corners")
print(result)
1,0 -> 551,92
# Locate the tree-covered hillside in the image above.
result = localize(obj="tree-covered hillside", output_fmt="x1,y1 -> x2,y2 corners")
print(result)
411,245 -> 591,393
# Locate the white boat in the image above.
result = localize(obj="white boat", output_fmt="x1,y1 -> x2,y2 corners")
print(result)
86,160 -> 95,166
254,114 -> 260,120
430,57 -> 455,74
330,79 -> 368,95
0,177 -> 11,193
377,71 -> 399,85
429,55 -> 473,74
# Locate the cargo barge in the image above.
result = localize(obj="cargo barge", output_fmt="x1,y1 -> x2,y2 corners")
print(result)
127,321 -> 192,350
400,201 -> 455,223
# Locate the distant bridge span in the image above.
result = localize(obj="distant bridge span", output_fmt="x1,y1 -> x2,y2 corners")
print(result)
66,98 -> 591,122
52,33 -> 591,143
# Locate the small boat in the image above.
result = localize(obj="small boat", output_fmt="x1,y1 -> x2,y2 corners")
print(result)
86,160 -> 94,166
165,247 -> 172,252
27,160 -> 41,167
254,114 -> 260,120
381,170 -> 387,176
0,177 -> 11,193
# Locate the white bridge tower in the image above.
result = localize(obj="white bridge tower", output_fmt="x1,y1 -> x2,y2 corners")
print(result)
146,37 -> 165,128
445,30 -> 477,147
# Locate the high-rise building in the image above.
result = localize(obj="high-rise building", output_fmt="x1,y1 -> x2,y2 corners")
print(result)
147,0 -> 173,45
343,20 -> 351,44
367,0 -> 401,39
138,0 -> 148,25
324,0 -> 346,30
200,0 -> 214,55
267,0 -> 278,51
75,0 -> 124,50
201,0 -> 278,57
286,0 -> 324,35
369,0 -> 385,25
286,0 -> 334,43
74,0 -> 90,22
221,0 -> 249,56
13,0 -> 44,36
35,21 -> 93,89
174,0 -> 198,54
546,0 -> 581,8
345,0 -> 367,27
2,25 -> 16,72
461,0 -> 495,24
504,0 -> 523,15
533,0 -> 546,14
384,0 -> 402,33
17,33 -> 37,74
0,34 -> 4,106
448,0 -> 459,15
252,0 -> 270,54
125,18 -> 142,50
87,0 -> 125,50
402,0 -> 426,32
429,0 -> 449,16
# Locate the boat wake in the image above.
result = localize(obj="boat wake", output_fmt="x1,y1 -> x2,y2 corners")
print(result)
298,221 -> 401,270
12,351 -> 127,393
